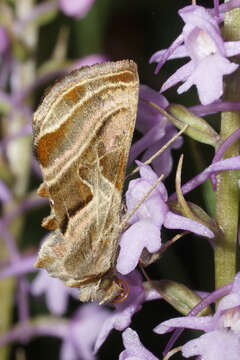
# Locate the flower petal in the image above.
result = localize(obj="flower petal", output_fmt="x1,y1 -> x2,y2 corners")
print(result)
161,61 -> 195,93
136,161 -> 168,201
31,270 -> 48,296
31,270 -> 70,315
120,328 -> 158,360
182,330 -> 240,360
72,304 -> 109,359
225,41 -> 240,57
150,45 -> 188,63
179,5 -> 225,56
140,126 -> 183,178
60,339 -> 77,360
128,125 -> 166,165
169,156 -> 240,200
164,212 -> 214,238
152,34 -> 184,73
136,85 -> 169,133
0,180 -> 12,202
232,272 -> 240,293
46,278 -> 69,315
94,317 -> 115,354
59,0 -> 95,18
117,220 -> 161,275
0,255 -> 36,278
126,179 -> 168,226
179,54 -> 238,105
0,26 -> 9,54
154,315 -> 213,334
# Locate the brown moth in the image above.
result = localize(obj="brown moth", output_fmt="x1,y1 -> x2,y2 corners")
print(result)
33,60 -> 139,303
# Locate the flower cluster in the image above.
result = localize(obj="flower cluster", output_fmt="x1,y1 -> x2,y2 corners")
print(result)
155,273 -> 240,360
150,4 -> 240,105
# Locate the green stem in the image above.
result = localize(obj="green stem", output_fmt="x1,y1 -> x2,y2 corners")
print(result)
215,7 -> 240,289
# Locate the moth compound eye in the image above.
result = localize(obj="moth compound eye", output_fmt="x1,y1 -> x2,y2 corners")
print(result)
111,279 -> 129,304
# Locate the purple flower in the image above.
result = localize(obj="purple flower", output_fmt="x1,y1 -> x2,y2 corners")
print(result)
0,26 -> 9,55
94,271 -> 161,353
59,0 -> 95,18
0,255 -> 37,278
169,155 -> 240,201
129,85 -> 183,177
154,273 -> 240,359
116,161 -> 214,275
0,180 -> 12,203
61,304 -> 109,360
31,270 -> 79,316
0,304 -> 109,360
119,328 -> 158,360
150,5 -> 240,105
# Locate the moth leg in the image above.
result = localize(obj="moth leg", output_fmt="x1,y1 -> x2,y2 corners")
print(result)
35,229 -> 68,282
37,182 -> 58,230
41,208 -> 58,230
37,182 -> 49,198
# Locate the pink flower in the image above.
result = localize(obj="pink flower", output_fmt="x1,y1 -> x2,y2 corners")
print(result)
116,161 -> 214,275
31,270 -> 79,316
150,5 -> 240,105
129,85 -> 182,177
0,26 -> 9,54
120,328 -> 158,360
61,304 -> 109,360
0,180 -> 12,202
59,0 -> 95,18
154,273 -> 240,360
0,304 -> 109,360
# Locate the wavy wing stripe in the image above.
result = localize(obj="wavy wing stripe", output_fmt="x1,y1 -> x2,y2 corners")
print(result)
37,80 -> 135,168
64,191 -> 115,239
33,60 -> 137,131
57,161 -> 117,236
64,193 -> 120,266
43,106 -> 130,184
38,71 -> 137,135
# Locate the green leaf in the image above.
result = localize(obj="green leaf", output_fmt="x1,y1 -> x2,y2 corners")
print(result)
144,280 -> 211,316
168,104 -> 219,147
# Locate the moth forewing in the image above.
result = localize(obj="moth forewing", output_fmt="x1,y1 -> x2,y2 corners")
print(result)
33,60 -> 139,303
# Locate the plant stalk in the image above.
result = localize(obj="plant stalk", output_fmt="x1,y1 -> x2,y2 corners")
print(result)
215,6 -> 240,290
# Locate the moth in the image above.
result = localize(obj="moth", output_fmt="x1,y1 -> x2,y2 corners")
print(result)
33,60 -> 139,303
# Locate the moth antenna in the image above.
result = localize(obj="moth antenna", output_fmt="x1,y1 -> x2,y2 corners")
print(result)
121,173 -> 164,230
128,119 -> 188,178
111,279 -> 129,304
